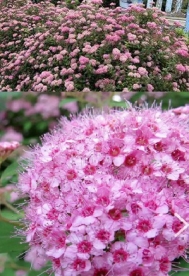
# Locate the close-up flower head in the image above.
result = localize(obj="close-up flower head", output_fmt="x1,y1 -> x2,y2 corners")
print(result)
17,104 -> 189,276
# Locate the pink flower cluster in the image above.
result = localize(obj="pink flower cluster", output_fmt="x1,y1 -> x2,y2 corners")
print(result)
0,141 -> 20,163
19,105 -> 189,275
171,105 -> 189,119
0,2 -> 189,91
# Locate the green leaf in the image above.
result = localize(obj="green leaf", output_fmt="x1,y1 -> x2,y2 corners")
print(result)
36,121 -> 48,132
2,267 -> 15,276
1,210 -> 23,221
59,98 -> 77,108
109,100 -> 128,108
23,121 -> 33,132
0,222 -> 28,254
1,161 -> 19,186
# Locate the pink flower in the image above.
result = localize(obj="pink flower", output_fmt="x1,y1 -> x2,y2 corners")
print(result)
65,80 -> 74,91
0,141 -> 20,164
172,105 -> 189,115
91,0 -> 103,4
127,33 -> 137,41
171,105 -> 189,120
106,34 -> 121,43
176,64 -> 186,73
63,101 -> 78,113
147,84 -> 154,92
176,49 -> 189,58
164,74 -> 172,81
147,22 -> 157,28
18,105 -> 189,275
112,48 -> 121,59
79,56 -> 90,65
138,67 -> 148,76
29,95 -> 60,119
0,128 -> 23,142
132,83 -> 141,90
7,99 -> 31,112
25,245 -> 47,270
95,66 -> 108,74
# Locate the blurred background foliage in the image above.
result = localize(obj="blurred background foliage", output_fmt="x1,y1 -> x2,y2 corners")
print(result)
1,91 -> 189,276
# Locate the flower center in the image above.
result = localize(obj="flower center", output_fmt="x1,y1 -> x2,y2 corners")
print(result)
124,154 -> 137,167
78,241 -> 92,253
113,249 -> 128,263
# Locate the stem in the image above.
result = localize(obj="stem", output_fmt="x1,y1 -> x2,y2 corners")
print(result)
6,262 -> 30,271
2,200 -> 21,215
0,213 -> 23,227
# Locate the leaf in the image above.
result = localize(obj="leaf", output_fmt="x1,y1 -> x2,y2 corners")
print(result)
1,209 -> 23,221
0,222 -> 28,254
109,100 -> 128,108
2,268 -> 15,276
59,98 -> 77,108
36,121 -> 48,132
1,161 -> 19,186
23,121 -> 33,132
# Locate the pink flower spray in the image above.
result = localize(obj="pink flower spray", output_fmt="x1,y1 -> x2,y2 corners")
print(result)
18,104 -> 189,276
0,141 -> 20,164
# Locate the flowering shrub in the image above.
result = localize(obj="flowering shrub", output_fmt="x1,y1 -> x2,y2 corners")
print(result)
18,105 -> 189,276
0,2 -> 189,92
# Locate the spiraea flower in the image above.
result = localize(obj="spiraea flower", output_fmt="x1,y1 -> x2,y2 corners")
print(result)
0,141 -> 20,164
19,105 -> 189,276
171,105 -> 189,120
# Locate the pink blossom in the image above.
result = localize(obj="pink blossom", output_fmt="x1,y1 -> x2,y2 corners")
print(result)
147,22 -> 157,28
63,102 -> 78,113
147,84 -> 154,92
164,74 -> 172,80
0,141 -> 20,164
138,67 -> 148,76
29,95 -> 60,119
176,49 -> 189,58
91,0 -> 103,4
65,80 -> 74,91
172,105 -> 189,115
176,64 -> 186,73
133,83 -> 141,90
127,33 -> 137,41
1,128 -> 23,142
95,66 -> 108,74
18,105 -> 189,275
112,48 -> 121,59
79,56 -> 90,65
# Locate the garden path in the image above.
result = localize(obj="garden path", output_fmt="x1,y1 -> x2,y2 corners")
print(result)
166,16 -> 186,26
